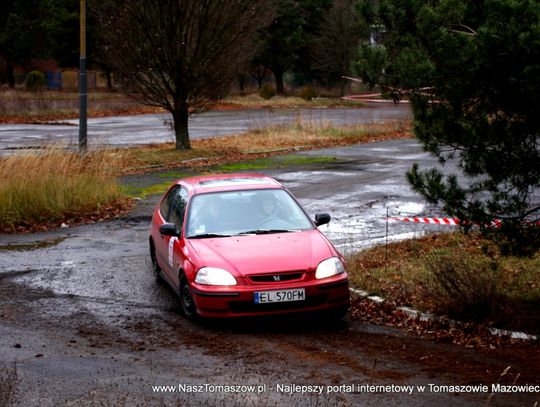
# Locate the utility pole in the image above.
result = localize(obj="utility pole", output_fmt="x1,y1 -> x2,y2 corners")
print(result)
79,0 -> 87,152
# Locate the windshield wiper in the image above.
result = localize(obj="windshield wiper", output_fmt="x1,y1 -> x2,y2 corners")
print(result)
188,233 -> 231,239
237,229 -> 298,235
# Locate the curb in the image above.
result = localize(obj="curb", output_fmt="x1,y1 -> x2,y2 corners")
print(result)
348,288 -> 538,342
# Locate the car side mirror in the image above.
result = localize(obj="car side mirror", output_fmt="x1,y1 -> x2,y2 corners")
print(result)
314,213 -> 331,226
159,223 -> 180,237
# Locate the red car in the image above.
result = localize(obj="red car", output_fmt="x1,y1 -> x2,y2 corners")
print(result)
149,173 -> 349,319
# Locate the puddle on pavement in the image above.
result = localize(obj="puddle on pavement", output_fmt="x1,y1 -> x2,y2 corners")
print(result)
306,197 -> 457,253
0,236 -> 66,252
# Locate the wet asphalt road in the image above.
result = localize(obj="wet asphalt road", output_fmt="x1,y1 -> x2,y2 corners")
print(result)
0,104 -> 410,151
1,137 -> 539,406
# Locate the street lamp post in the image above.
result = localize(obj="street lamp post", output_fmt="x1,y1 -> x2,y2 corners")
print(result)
79,0 -> 87,152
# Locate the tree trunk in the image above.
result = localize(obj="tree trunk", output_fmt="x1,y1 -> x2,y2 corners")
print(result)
6,58 -> 15,89
237,73 -> 245,95
105,68 -> 113,90
273,69 -> 285,95
171,107 -> 191,150
340,77 -> 346,97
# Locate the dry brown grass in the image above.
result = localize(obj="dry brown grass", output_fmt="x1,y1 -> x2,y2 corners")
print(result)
345,232 -> 540,333
220,93 -> 364,108
0,146 -> 129,232
0,119 -> 411,232
0,90 -> 162,123
0,90 -> 362,124
119,120 -> 412,173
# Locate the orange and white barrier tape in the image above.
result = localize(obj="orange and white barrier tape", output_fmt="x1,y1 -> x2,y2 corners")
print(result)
387,217 -> 506,227
388,217 -> 540,228
388,217 -> 460,225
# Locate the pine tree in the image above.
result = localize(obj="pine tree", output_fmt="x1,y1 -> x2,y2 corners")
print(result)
357,0 -> 540,254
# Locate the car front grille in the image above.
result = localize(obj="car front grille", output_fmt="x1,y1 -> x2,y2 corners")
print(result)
248,272 -> 304,284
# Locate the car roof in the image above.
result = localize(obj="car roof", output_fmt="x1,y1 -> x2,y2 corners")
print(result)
177,173 -> 283,194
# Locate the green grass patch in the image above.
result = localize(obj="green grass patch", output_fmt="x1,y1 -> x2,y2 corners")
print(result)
155,171 -> 193,179
122,156 -> 341,197
345,233 -> 540,334
122,181 -> 175,198
216,155 -> 341,172
122,169 -> 193,198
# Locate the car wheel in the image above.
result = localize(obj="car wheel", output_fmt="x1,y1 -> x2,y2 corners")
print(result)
325,305 -> 349,324
149,240 -> 162,283
179,275 -> 198,320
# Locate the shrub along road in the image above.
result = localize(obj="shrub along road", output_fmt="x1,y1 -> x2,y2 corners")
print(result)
0,139 -> 539,406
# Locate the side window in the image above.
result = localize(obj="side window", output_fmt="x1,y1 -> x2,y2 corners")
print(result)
169,188 -> 189,229
160,185 -> 180,221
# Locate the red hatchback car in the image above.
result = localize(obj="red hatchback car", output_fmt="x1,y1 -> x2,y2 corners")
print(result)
149,174 -> 349,319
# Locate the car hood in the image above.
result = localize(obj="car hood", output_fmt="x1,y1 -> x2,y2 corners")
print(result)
187,230 -> 334,276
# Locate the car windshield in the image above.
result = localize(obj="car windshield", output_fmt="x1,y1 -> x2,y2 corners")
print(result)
186,189 -> 314,238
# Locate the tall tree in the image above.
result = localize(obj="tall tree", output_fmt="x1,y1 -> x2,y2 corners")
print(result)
92,0 -> 273,150
0,0 -> 51,87
255,0 -> 331,94
311,0 -> 364,94
357,0 -> 540,254
255,0 -> 304,95
42,0 -> 81,67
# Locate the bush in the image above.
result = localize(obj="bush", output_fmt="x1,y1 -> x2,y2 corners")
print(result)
299,85 -> 317,101
25,70 -> 47,92
484,222 -> 540,257
422,252 -> 506,323
259,83 -> 276,100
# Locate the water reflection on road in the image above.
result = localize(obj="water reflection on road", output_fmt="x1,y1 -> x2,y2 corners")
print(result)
267,139 -> 459,254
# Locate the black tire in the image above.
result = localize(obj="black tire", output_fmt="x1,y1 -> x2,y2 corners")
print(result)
179,275 -> 198,320
149,240 -> 163,284
323,305 -> 349,324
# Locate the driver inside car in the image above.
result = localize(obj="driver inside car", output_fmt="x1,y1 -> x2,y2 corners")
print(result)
255,193 -> 279,221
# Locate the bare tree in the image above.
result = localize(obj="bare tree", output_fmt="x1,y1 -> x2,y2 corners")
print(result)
311,0 -> 364,96
248,64 -> 268,90
93,0 -> 274,149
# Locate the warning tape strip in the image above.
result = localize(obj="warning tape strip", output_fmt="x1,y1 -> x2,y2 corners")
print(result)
389,217 -> 460,225
387,217 -> 505,227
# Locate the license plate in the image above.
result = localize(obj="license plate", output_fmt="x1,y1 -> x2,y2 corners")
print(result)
254,288 -> 305,304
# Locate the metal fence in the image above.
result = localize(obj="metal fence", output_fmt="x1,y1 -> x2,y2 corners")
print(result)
44,70 -> 104,90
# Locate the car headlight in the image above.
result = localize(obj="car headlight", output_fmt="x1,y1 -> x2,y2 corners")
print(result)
315,257 -> 345,279
195,267 -> 237,286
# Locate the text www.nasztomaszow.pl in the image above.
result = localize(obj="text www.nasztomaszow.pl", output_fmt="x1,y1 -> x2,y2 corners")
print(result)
153,383 -> 540,395
152,384 -> 266,394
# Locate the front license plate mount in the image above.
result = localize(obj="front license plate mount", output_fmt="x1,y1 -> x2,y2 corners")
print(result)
254,288 -> 306,304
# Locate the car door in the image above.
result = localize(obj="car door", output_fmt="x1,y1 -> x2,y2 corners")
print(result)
161,187 -> 189,288
154,185 -> 180,277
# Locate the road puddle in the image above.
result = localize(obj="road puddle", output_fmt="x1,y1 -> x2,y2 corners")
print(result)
0,236 -> 66,252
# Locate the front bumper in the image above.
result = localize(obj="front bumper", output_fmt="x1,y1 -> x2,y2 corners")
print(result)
191,275 -> 350,318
